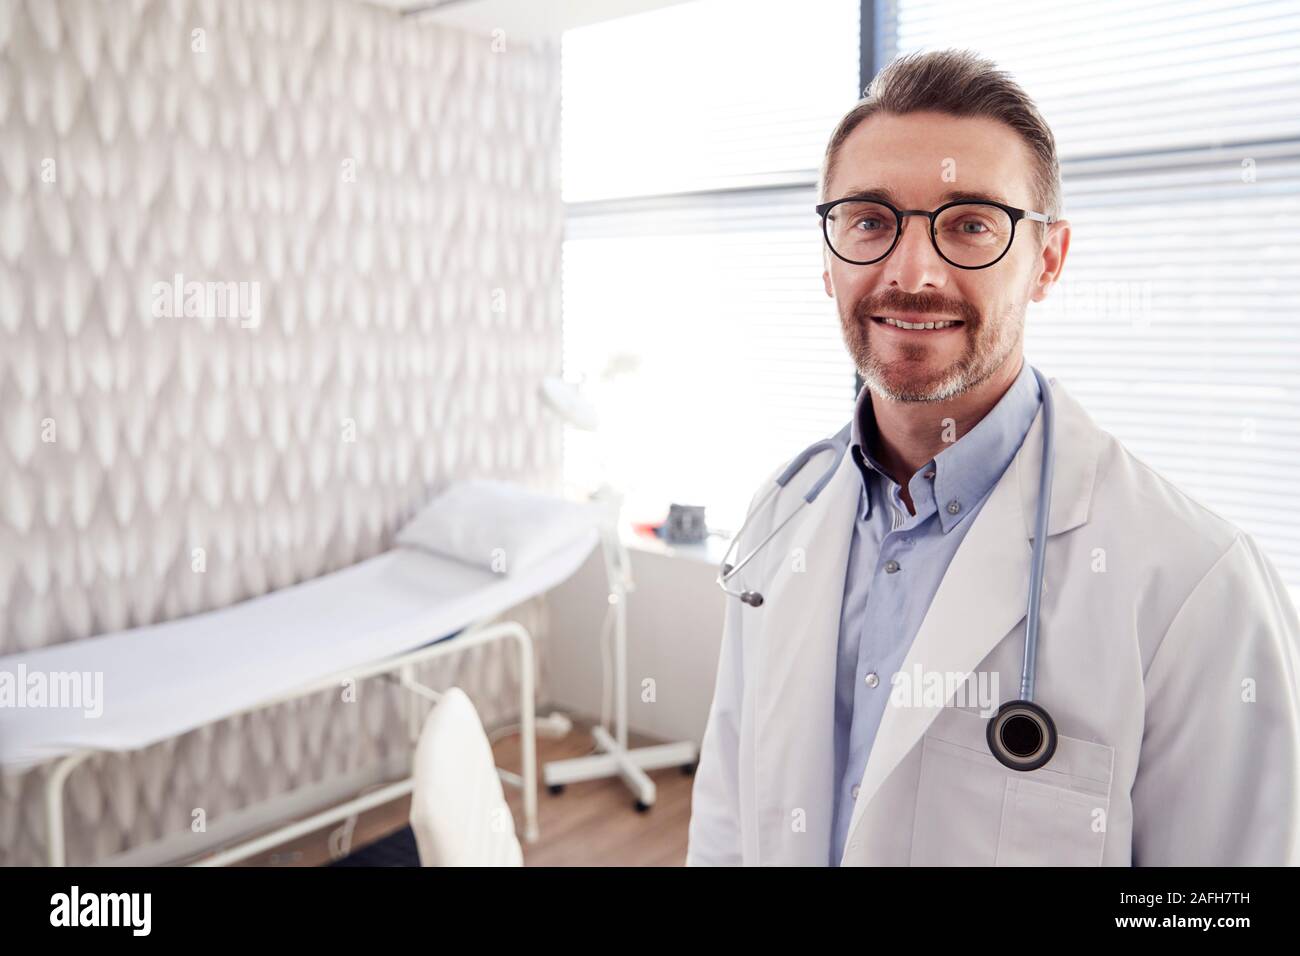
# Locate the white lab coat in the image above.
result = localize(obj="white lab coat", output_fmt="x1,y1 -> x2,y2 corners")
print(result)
687,376 -> 1300,866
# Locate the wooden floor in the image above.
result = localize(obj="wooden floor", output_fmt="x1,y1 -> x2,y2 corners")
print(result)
238,722 -> 695,867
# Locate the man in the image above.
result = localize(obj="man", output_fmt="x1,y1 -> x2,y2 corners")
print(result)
687,50 -> 1300,866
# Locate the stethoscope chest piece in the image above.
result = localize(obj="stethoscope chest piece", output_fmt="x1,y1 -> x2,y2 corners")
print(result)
987,699 -> 1057,772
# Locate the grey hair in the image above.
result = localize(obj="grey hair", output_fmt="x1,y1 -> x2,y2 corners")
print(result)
819,49 -> 1062,219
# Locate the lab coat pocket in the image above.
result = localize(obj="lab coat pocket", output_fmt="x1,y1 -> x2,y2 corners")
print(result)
909,732 -> 1009,865
995,776 -> 1109,867
995,725 -> 1113,867
908,708 -> 1113,866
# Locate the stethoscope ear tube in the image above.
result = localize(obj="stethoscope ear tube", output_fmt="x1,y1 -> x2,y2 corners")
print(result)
716,422 -> 853,607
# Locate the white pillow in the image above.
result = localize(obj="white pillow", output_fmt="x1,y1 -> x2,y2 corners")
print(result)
395,479 -> 602,575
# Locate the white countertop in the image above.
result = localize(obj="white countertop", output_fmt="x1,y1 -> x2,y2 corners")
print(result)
618,523 -> 732,566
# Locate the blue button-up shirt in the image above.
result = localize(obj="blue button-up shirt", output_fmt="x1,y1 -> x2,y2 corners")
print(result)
829,359 -> 1042,865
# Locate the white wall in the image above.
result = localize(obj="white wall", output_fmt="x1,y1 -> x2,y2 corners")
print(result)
545,539 -> 727,748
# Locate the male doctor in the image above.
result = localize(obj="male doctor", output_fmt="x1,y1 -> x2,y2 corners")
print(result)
687,50 -> 1300,866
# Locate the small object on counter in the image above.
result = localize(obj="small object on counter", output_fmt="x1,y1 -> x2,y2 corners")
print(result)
663,503 -> 707,544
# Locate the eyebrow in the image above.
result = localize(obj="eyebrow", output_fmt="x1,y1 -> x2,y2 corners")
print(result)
834,186 -> 1017,208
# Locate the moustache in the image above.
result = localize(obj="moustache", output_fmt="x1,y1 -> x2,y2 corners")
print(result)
854,292 -> 979,324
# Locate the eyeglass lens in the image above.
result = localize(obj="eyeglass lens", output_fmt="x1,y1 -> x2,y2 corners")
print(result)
825,201 -> 1014,267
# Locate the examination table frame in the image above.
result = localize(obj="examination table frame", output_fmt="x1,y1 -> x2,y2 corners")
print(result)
41,618 -> 538,867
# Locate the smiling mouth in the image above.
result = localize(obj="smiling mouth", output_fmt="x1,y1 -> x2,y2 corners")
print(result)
871,315 -> 964,331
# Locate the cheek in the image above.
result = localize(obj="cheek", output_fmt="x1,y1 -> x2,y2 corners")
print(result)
829,262 -> 876,303
956,273 -> 1015,321
956,278 -> 992,310
996,249 -> 1040,304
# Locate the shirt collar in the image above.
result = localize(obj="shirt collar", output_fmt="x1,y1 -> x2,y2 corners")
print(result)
848,359 -> 1042,533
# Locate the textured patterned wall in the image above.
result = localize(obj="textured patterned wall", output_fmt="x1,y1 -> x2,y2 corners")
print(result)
0,0 -> 563,864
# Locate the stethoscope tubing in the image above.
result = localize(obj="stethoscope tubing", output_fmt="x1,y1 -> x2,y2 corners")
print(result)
716,424 -> 852,590
1021,366 -> 1055,704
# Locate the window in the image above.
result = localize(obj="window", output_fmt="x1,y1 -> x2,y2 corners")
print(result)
561,0 -> 861,535
562,0 -> 1300,598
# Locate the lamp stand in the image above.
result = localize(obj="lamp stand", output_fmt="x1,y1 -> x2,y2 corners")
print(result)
541,487 -> 699,811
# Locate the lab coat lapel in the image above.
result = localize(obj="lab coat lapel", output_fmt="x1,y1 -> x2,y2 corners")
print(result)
841,378 -> 1101,856
752,440 -> 860,865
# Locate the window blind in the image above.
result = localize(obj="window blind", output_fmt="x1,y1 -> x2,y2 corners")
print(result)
561,0 -> 860,533
562,0 -> 861,201
881,0 -> 1300,593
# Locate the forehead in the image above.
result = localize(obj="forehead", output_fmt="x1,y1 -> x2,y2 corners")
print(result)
827,111 -> 1037,208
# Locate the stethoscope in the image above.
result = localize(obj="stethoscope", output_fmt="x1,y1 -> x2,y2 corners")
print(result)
716,365 -> 1059,773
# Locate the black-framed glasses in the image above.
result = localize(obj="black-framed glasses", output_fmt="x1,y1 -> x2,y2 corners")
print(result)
815,196 -> 1056,270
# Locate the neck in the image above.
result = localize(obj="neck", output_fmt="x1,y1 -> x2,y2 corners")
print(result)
867,353 -> 1024,486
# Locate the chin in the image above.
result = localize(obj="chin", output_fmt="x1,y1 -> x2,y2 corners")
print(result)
866,360 -> 970,403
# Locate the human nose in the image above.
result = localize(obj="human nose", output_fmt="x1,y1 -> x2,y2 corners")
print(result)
879,213 -> 947,293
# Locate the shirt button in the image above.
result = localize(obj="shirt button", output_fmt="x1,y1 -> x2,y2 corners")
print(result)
884,559 -> 900,573
864,671 -> 880,688
946,499 -> 961,515
924,470 -> 935,479
851,784 -> 861,799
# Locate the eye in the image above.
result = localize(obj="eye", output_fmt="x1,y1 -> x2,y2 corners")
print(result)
956,218 -> 990,234
853,216 -> 887,232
